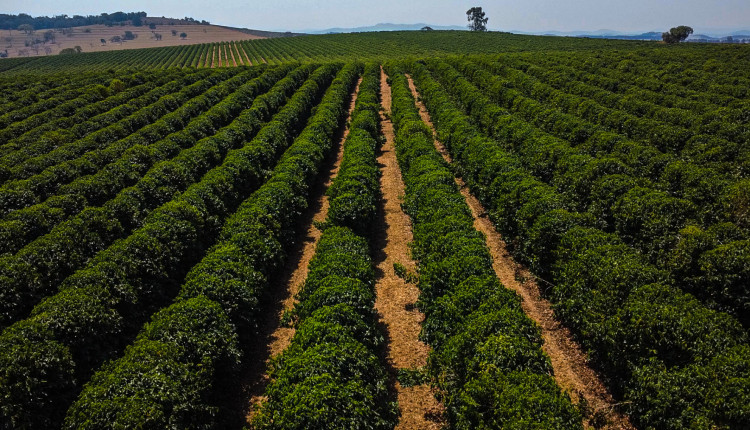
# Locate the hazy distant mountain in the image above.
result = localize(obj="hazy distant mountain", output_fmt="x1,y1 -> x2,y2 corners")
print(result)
509,28 -> 750,41
304,23 -> 465,34
297,23 -> 750,40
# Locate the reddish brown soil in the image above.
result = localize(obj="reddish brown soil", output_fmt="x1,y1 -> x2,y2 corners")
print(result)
242,78 -> 362,425
405,74 -> 635,430
377,67 -> 445,430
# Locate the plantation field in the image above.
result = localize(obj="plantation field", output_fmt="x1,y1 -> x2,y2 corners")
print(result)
0,31 -> 657,74
0,32 -> 749,429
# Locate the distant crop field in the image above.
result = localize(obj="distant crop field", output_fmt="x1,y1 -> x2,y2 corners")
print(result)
0,30 -> 657,74
0,32 -> 749,430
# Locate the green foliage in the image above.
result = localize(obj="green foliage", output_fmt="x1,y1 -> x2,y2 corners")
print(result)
466,7 -> 489,32
387,66 -> 581,428
406,57 -> 750,429
662,26 -> 694,44
255,64 -> 397,429
62,63 -> 362,429
397,367 -> 429,387
0,33 -> 749,429
0,31 -> 659,75
0,64 -> 348,428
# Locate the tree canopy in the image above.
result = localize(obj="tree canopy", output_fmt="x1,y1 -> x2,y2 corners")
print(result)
662,26 -> 693,44
466,7 -> 489,32
2,12 -> 146,31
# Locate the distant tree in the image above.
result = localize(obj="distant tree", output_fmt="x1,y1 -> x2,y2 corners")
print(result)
18,48 -> 29,56
4,37 -> 12,47
74,45 -> 82,53
149,23 -> 156,30
100,38 -> 106,44
59,47 -> 77,54
662,26 -> 693,44
18,24 -> 34,35
123,30 -> 137,40
180,32 -> 187,39
726,35 -> 734,43
110,35 -> 122,44
43,45 -> 52,55
153,32 -> 162,41
466,7 -> 488,32
421,26 -> 434,31
132,15 -> 142,26
43,30 -> 55,43
171,29 -> 178,36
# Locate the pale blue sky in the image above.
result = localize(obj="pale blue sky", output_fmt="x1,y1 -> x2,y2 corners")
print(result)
4,0 -> 749,33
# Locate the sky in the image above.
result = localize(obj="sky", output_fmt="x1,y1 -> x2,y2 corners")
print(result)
3,0 -> 750,33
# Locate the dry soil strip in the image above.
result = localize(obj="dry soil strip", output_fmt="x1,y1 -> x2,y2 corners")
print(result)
241,44 -> 253,66
232,42 -> 244,66
228,44 -> 236,67
242,77 -> 362,424
377,67 -> 445,430
405,74 -> 635,430
228,43 -> 237,67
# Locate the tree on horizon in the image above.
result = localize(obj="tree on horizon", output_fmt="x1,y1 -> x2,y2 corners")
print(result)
466,7 -> 489,32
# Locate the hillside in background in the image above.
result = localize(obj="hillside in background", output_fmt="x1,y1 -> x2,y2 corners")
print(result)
1,21 -> 265,59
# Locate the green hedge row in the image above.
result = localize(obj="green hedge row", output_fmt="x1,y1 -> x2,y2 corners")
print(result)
387,66 -> 582,429
507,57 -> 713,132
429,58 -> 750,324
528,52 -> 750,152
254,227 -> 397,429
0,71 -> 196,182
0,70 -> 175,172
0,64 -> 308,328
535,50 -> 740,107
1,70 -> 211,181
325,63 -> 382,235
0,74 -> 85,113
0,69 -> 236,215
483,55 -> 750,173
0,75 -> 112,135
408,60 -> 750,430
0,65 -> 275,256
63,62 -> 360,429
497,56 -> 702,133
0,63 -> 341,429
254,63 -> 397,429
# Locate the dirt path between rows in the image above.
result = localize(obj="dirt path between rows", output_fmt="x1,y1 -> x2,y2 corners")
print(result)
242,77 -> 362,425
405,74 -> 635,430
228,43 -> 238,67
377,67 -> 445,430
239,43 -> 252,66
